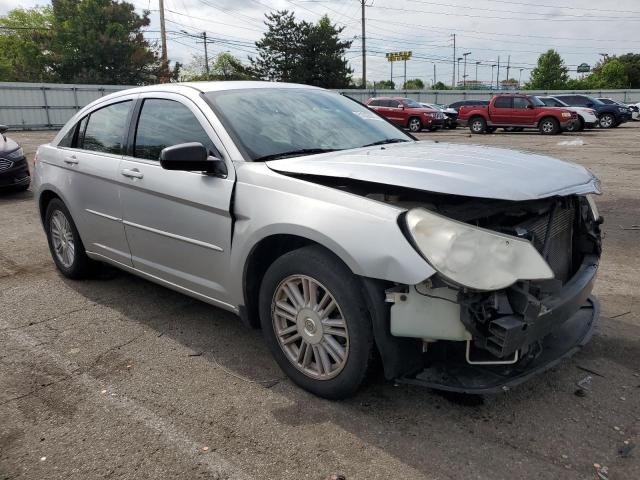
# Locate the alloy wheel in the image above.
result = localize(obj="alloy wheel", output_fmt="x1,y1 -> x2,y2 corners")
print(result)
50,210 -> 75,268
541,120 -> 555,133
409,118 -> 421,132
600,114 -> 614,128
471,120 -> 484,133
271,274 -> 349,380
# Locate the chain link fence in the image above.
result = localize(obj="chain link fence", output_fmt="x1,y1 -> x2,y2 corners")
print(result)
1,81 -> 639,130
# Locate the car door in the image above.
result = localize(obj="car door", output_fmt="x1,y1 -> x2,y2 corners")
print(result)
386,100 -> 406,125
491,96 -> 513,124
512,96 -> 537,125
56,98 -> 135,266
118,93 -> 236,306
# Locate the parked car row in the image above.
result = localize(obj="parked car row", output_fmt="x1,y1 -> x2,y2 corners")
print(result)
364,94 -> 635,135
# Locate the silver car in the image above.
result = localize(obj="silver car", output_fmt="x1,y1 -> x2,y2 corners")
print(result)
34,82 -> 602,399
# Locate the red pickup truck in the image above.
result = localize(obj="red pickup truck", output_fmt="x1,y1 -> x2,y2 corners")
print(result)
458,94 -> 578,135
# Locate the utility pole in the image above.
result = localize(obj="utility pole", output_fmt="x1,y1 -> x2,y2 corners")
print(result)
505,55 -> 511,84
491,64 -> 496,89
475,61 -> 480,83
462,51 -> 471,88
403,58 -> 407,91
361,0 -> 367,88
203,32 -> 210,76
451,33 -> 456,88
457,57 -> 462,87
433,64 -> 436,87
159,0 -> 169,83
496,56 -> 500,90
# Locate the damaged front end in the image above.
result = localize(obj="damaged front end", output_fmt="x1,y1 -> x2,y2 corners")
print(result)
374,188 -> 602,393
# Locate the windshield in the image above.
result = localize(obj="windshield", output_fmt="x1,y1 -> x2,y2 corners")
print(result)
539,97 -> 568,107
598,98 -> 615,105
403,99 -> 423,108
205,88 -> 411,161
588,96 -> 605,105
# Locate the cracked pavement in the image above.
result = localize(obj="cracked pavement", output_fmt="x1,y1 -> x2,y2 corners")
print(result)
1,126 -> 639,479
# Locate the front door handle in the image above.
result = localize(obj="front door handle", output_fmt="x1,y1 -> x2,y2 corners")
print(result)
121,168 -> 143,179
64,154 -> 78,165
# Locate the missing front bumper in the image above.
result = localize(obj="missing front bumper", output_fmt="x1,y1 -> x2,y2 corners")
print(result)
397,296 -> 598,394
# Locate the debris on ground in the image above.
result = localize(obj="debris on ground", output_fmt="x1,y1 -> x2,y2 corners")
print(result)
575,375 -> 592,396
557,138 -> 584,146
202,446 -> 209,452
577,365 -> 606,377
609,311 -> 631,319
619,225 -> 640,230
325,474 -> 346,480
618,441 -> 635,458
39,457 -> 46,462
188,351 -> 203,357
593,463 -> 609,480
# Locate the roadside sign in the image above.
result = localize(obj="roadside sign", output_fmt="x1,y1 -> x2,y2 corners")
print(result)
577,63 -> 590,73
386,51 -> 412,62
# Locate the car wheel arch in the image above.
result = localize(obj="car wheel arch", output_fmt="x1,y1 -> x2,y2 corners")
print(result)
38,189 -> 63,225
239,232 -> 360,329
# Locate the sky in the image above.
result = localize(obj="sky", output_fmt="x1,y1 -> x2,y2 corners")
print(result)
2,0 -> 640,86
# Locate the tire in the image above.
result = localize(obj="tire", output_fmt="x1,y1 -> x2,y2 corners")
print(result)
408,117 -> 422,132
259,245 -> 375,399
565,119 -> 580,132
469,116 -> 486,134
599,113 -> 615,129
539,117 -> 560,135
45,198 -> 94,279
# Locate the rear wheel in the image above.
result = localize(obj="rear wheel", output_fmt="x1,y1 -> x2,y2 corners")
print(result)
539,117 -> 560,135
599,113 -> 615,129
408,117 -> 422,132
45,199 -> 95,279
259,246 -> 375,399
469,116 -> 486,134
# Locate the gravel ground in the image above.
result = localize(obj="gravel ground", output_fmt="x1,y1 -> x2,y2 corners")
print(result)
1,123 -> 639,480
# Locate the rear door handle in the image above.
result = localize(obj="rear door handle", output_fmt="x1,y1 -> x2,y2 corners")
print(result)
121,168 -> 143,179
64,154 -> 78,165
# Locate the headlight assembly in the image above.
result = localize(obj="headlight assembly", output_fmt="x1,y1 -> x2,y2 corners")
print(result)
586,194 -> 600,221
404,208 -> 554,291
561,112 -> 572,118
6,147 -> 24,160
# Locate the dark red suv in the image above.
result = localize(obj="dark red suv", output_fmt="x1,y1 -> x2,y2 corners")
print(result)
366,97 -> 444,132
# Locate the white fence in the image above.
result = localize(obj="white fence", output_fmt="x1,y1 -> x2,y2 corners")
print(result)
1,81 -> 639,130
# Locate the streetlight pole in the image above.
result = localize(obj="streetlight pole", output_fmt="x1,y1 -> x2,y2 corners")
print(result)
518,68 -> 524,89
457,57 -> 462,87
361,0 -> 367,88
475,61 -> 480,84
491,64 -> 496,89
462,52 -> 471,88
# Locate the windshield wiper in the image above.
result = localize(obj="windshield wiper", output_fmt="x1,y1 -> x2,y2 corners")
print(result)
361,138 -> 410,147
254,148 -> 340,162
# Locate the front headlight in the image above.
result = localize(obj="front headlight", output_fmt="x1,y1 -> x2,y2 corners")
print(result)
618,107 -> 628,112
6,147 -> 24,160
561,112 -> 572,118
405,208 -> 554,291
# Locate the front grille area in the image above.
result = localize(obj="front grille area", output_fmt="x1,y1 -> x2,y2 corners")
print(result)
518,203 -> 575,283
0,158 -> 13,171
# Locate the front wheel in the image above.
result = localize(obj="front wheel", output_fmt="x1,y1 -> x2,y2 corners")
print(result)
469,117 -> 486,134
259,246 -> 375,399
539,117 -> 560,135
599,113 -> 615,129
408,117 -> 422,132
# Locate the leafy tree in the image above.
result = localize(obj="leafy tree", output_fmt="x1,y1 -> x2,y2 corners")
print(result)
250,10 -> 352,88
431,81 -> 450,90
183,52 -> 254,81
403,78 -> 424,90
617,53 -> 640,88
588,58 -> 629,88
374,80 -> 395,89
0,7 -> 53,81
0,1 -> 171,84
526,49 -> 569,89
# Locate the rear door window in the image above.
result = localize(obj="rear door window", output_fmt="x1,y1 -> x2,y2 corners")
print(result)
81,101 -> 132,154
494,97 -> 512,108
513,97 -> 530,109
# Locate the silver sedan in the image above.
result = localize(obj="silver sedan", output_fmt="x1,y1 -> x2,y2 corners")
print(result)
34,82 -> 602,399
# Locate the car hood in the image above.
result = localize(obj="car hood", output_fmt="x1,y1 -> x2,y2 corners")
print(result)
266,141 -> 600,201
0,135 -> 20,154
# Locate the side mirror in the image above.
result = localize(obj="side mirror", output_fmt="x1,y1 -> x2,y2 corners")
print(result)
0,125 -> 8,134
159,142 -> 228,177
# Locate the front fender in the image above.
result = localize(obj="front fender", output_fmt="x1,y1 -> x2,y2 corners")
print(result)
228,163 -> 435,306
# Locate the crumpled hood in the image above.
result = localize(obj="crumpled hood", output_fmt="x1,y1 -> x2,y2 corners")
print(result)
266,141 -> 600,201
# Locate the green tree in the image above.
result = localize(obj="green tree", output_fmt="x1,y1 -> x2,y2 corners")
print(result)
49,0 -> 163,84
526,49 -> 569,89
403,78 -> 424,90
250,10 -> 352,88
374,80 -> 395,89
0,7 -> 53,81
588,57 -> 630,88
617,53 -> 640,88
431,81 -> 450,90
183,52 -> 254,81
